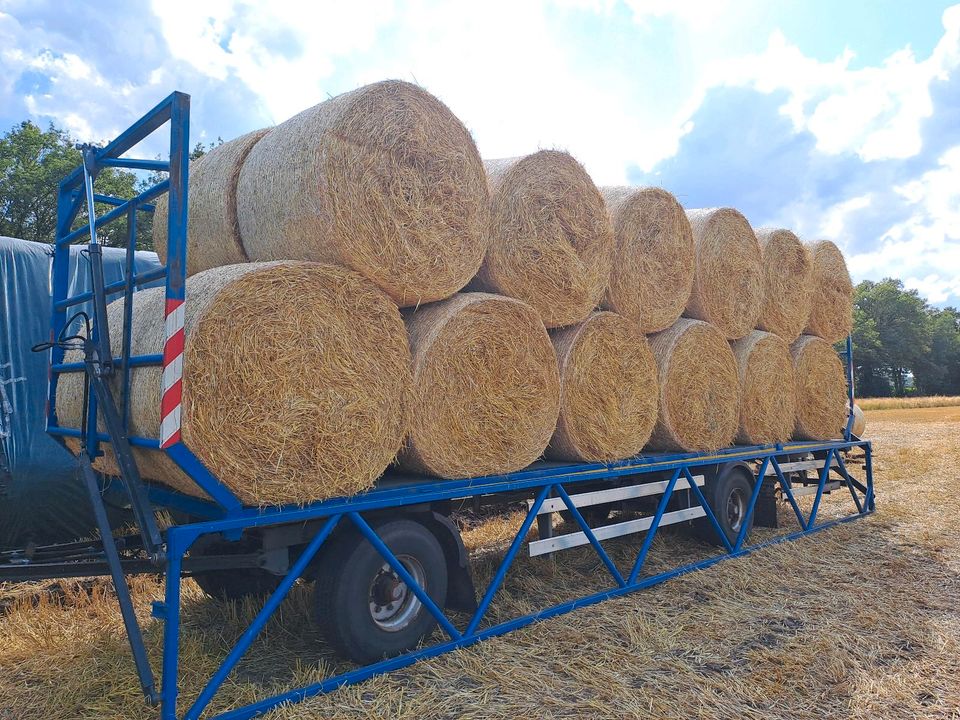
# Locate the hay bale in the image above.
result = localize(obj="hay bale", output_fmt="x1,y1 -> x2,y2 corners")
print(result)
791,335 -> 848,441
236,80 -> 489,308
400,292 -> 560,477
547,311 -> 658,462
601,186 -> 694,333
647,318 -> 740,452
805,240 -> 854,342
152,129 -> 269,275
851,403 -> 866,437
755,228 -> 812,342
730,330 -> 796,444
685,208 -> 763,340
473,151 -> 613,328
56,262 -> 410,505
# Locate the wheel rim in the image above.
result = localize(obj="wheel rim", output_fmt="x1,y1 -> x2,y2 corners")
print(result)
727,487 -> 746,533
368,554 -> 425,633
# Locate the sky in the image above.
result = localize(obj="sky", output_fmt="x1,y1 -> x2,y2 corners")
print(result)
0,0 -> 958,306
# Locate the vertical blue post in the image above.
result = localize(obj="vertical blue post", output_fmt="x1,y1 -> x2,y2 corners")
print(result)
47,189 -> 75,431
864,443 -> 875,511
165,92 -> 190,306
844,335 -> 856,440
120,205 -> 137,429
160,544 -> 183,720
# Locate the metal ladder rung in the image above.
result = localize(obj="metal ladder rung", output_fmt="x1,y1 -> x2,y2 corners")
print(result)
528,474 -> 705,516
788,480 -> 843,497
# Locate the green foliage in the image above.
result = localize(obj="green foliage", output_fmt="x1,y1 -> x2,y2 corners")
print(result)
851,279 -> 960,397
0,121 -> 218,251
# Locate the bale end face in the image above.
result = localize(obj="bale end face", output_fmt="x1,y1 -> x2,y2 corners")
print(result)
476,151 -> 614,328
684,208 -> 764,340
804,240 -> 854,343
731,330 -> 796,445
602,186 -> 694,334
401,292 -> 560,478
791,334 -> 848,441
647,318 -> 740,452
547,311 -> 658,462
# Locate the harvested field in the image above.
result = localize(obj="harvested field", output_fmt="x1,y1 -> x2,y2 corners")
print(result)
858,395 -> 960,411
1,407 -> 958,719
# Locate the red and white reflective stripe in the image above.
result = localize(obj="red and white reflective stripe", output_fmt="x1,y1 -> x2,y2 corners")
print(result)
160,298 -> 185,448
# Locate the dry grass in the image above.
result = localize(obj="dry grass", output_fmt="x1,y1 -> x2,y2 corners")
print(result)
2,407 -> 958,719
58,262 -> 411,504
547,311 -> 658,462
476,151 -> 614,329
236,80 -> 490,308
400,292 -> 560,478
647,318 -> 740,451
755,228 -> 812,342
858,396 -> 960,411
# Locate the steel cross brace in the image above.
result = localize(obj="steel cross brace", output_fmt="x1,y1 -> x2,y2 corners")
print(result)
154,448 -> 874,720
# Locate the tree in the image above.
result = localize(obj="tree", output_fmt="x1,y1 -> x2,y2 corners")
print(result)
0,120 -> 143,247
913,307 -> 960,395
852,279 -> 932,396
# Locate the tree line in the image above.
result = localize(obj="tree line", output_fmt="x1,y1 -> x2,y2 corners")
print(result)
2,120 -> 958,398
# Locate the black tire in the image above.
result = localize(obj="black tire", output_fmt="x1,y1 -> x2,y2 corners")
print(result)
314,518 -> 448,664
693,465 -> 756,546
189,534 -> 282,602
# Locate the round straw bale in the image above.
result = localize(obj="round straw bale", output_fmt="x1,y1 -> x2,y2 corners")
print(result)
473,151 -> 614,328
647,318 -> 740,452
56,262 -> 410,505
684,208 -> 763,340
236,80 -> 489,308
791,335 -> 848,441
153,128 -> 269,275
601,186 -> 694,333
400,292 -> 560,477
755,228 -> 812,342
730,330 -> 796,445
804,240 -> 854,342
547,311 -> 658,462
851,403 -> 866,437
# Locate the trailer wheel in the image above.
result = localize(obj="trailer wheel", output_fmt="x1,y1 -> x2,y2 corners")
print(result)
694,465 -> 755,546
314,519 -> 448,664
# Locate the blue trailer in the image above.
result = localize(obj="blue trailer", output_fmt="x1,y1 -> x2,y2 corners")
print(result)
0,93 -> 874,720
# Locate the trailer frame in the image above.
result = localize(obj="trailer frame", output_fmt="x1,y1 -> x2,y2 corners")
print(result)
28,91 -> 874,720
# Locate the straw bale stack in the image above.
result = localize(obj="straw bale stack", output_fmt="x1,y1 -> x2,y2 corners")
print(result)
474,151 -> 613,328
57,262 -> 410,505
647,318 -> 740,452
685,208 -> 763,340
547,311 -> 658,462
601,186 -> 694,333
236,80 -> 490,307
400,292 -> 560,477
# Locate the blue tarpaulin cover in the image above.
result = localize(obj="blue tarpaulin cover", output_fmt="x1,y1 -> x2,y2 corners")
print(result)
0,236 -> 162,549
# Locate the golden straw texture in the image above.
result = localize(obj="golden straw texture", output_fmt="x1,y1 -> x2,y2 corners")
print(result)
755,228 -> 812,342
730,330 -> 796,444
400,292 -> 560,477
474,151 -> 614,328
647,318 -> 740,451
791,334 -> 848,440
237,80 -> 489,308
57,262 -> 411,505
684,208 -> 763,340
153,129 -> 269,275
547,311 -> 658,462
804,240 -> 854,342
601,186 -> 694,333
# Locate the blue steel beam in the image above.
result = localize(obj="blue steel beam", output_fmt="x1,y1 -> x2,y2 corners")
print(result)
54,265 -> 168,310
100,157 -> 171,172
57,180 -> 169,246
